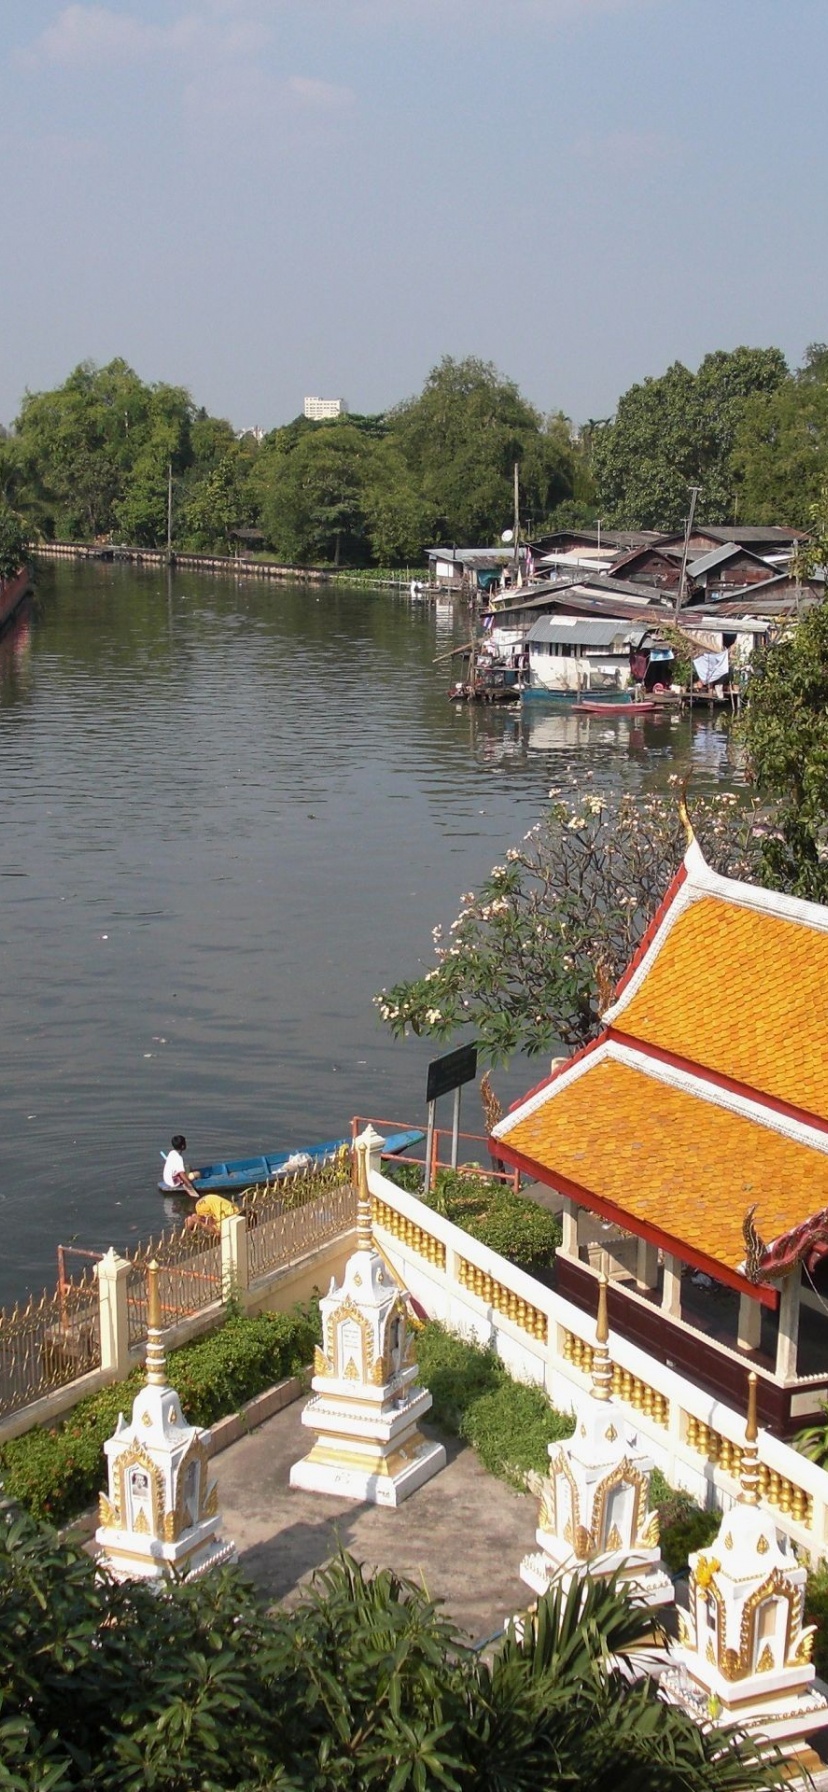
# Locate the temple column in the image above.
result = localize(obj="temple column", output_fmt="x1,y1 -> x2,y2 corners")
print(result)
96,1249 -> 132,1376
737,1290 -> 762,1352
662,1253 -> 682,1319
775,1267 -> 801,1381
636,1238 -> 659,1294
561,1197 -> 579,1258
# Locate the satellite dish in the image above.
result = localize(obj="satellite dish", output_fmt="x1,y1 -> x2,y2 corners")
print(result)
501,529 -> 514,544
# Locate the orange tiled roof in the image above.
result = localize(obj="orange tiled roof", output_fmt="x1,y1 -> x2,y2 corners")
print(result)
612,895 -> 828,1124
504,1055 -> 828,1275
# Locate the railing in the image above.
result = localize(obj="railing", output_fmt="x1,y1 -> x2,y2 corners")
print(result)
366,1157 -> 828,1562
0,1270 -> 102,1419
126,1224 -> 224,1344
350,1113 -> 521,1191
247,1178 -> 356,1282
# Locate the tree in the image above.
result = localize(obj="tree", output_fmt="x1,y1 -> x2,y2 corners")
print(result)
0,503 -> 27,580
257,422 -> 373,564
740,596 -> 828,900
0,1492 -> 781,1790
592,347 -> 788,529
732,345 -> 828,526
389,357 -> 577,544
376,788 -> 764,1064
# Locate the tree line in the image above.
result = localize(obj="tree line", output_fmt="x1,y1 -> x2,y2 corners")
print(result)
1,341 -> 827,568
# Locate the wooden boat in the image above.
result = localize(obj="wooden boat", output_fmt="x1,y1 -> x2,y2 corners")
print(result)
573,698 -> 663,716
158,1128 -> 425,1195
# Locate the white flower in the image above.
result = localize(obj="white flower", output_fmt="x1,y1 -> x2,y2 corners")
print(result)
425,1008 -> 443,1025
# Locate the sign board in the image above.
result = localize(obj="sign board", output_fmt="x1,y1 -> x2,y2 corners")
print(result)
426,1043 -> 478,1105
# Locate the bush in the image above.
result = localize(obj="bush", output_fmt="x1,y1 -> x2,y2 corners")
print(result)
648,1473 -> 721,1576
389,1166 -> 562,1274
805,1560 -> 828,1681
0,1305 -> 317,1526
416,1321 -> 573,1488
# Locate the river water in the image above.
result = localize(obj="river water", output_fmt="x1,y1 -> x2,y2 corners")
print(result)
0,563 -> 741,1305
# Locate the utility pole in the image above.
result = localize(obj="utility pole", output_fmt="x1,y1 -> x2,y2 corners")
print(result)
675,485 -> 702,618
166,461 -> 173,559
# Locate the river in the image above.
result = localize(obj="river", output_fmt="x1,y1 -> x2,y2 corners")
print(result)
0,562 -> 742,1305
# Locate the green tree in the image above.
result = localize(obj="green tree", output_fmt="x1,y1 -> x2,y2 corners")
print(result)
389,356 -> 576,544
0,1493 -> 781,1790
740,596 -> 828,899
0,502 -> 27,579
258,422 -> 373,564
376,788 -> 763,1063
732,344 -> 828,526
592,347 -> 787,529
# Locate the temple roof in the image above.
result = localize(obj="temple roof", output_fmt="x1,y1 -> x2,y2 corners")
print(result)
493,838 -> 828,1300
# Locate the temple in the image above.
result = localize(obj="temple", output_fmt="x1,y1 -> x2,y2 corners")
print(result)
492,832 -> 828,1438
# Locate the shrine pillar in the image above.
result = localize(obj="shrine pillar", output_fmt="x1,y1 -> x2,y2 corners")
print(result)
662,1253 -> 682,1318
737,1290 -> 762,1353
636,1238 -> 659,1293
775,1268 -> 801,1381
560,1197 -> 579,1258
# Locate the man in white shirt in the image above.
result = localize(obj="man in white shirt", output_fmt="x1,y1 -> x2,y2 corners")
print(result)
161,1133 -> 198,1192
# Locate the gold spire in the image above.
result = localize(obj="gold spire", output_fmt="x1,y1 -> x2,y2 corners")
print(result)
678,777 -> 695,847
740,1370 -> 760,1505
356,1139 -> 373,1249
145,1260 -> 167,1388
591,1263 -> 613,1402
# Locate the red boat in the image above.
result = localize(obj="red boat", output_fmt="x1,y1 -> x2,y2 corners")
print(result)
573,698 -> 663,715
0,566 -> 32,633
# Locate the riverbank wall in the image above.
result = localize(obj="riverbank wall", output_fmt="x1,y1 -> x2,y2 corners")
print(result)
32,540 -> 440,594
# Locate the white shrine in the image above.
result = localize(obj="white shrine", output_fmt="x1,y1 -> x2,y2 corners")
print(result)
662,1373 -> 828,1758
96,1260 -> 235,1582
521,1270 -> 671,1606
290,1127 -> 446,1506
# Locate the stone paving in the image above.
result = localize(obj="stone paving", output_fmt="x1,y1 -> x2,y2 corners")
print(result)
214,1398 -> 536,1644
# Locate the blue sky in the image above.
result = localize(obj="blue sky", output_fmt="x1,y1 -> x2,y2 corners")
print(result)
1,0 -> 826,431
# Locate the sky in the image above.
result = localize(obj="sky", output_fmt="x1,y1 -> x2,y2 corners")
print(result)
0,0 -> 826,432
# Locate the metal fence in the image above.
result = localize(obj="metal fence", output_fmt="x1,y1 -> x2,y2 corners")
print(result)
0,1271 -> 102,1419
246,1172 -> 355,1282
126,1223 -> 224,1347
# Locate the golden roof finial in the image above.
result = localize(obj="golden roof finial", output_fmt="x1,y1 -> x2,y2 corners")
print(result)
356,1139 -> 373,1249
591,1258 -> 613,1402
678,776 -> 695,847
740,1371 -> 760,1505
145,1259 -> 167,1388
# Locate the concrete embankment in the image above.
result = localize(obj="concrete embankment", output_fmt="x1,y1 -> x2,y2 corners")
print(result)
32,541 -> 436,593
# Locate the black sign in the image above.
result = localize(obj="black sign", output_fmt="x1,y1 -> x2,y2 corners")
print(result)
426,1043 -> 478,1105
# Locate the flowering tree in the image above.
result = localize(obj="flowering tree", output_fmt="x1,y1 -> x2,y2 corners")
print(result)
376,785 -> 764,1063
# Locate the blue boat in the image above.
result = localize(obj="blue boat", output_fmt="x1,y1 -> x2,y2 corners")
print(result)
158,1129 -> 424,1195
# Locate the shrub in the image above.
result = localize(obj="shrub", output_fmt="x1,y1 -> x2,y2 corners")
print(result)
416,1321 -> 573,1488
805,1561 -> 828,1681
0,1305 -> 317,1526
396,1167 -> 562,1273
648,1475 -> 721,1576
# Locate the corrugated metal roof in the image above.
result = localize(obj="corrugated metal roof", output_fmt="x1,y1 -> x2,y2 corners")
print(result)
688,543 -> 769,578
526,616 -> 642,648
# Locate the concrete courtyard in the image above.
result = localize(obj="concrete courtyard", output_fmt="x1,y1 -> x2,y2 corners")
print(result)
214,1398 -> 537,1644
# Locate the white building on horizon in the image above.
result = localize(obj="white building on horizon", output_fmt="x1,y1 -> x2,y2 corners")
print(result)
303,396 -> 348,421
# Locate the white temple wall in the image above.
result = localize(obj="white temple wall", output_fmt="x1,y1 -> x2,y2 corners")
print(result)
369,1162 -> 828,1564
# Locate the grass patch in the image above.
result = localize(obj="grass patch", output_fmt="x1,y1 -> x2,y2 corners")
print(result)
417,1321 -> 573,1488
0,1304 -> 317,1528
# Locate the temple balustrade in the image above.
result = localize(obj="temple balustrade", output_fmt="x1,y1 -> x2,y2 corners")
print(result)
367,1157 -> 828,1563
